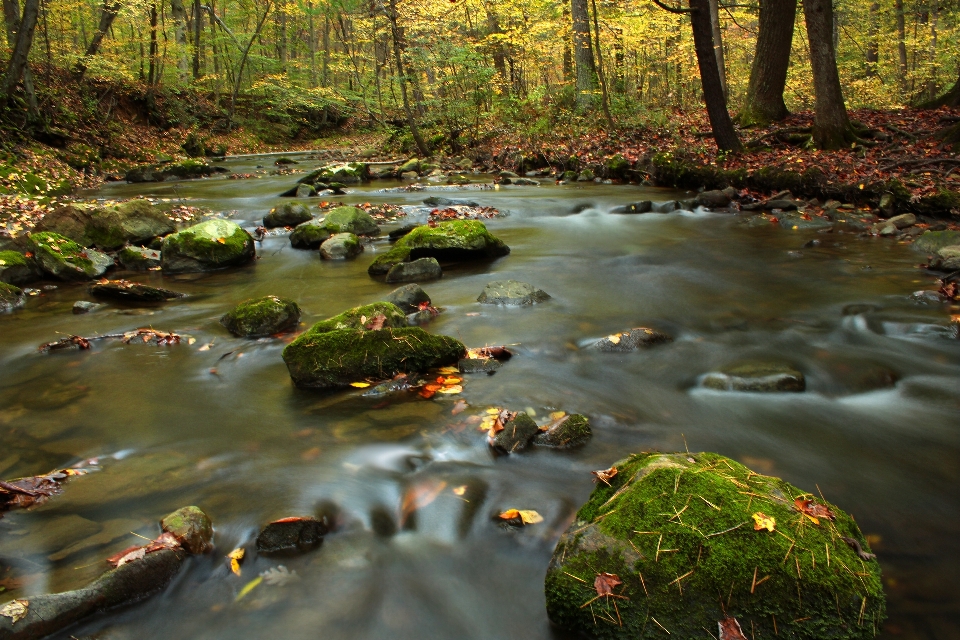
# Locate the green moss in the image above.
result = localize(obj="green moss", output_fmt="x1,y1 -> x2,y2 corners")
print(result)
606,155 -> 630,178
914,230 -> 960,253
161,219 -> 255,273
0,281 -> 23,305
160,506 -> 213,554
221,295 -> 302,337
0,250 -> 28,268
368,220 -> 510,275
533,414 -> 591,448
309,302 -> 407,334
546,453 -> 885,639
30,231 -> 94,271
290,220 -> 333,249
282,326 -> 466,388
320,206 -> 379,235
398,158 -> 421,174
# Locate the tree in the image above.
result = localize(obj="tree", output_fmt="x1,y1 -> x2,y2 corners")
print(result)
74,0 -> 123,79
386,0 -> 429,156
689,0 -> 741,151
571,0 -> 597,111
1,0 -> 38,115
3,0 -> 39,109
738,0 -> 796,127
802,0 -> 852,149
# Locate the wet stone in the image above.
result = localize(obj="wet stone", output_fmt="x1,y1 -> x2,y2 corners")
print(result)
611,201 -> 652,214
595,327 -> 673,352
161,506 -> 214,554
702,361 -> 806,392
264,202 -> 313,228
477,280 -> 550,305
489,412 -> 539,454
256,517 -> 327,554
385,257 -> 442,283
118,246 -> 162,271
458,357 -> 502,374
89,280 -> 185,302
385,283 -> 431,314
532,414 -> 591,448
73,300 -> 102,314
0,282 -> 24,313
320,232 -> 363,260
220,295 -> 301,337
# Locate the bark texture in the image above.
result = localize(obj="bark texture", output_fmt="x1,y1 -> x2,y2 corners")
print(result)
802,0 -> 852,149
739,0 -> 795,126
689,0 -> 741,152
571,0 -> 597,111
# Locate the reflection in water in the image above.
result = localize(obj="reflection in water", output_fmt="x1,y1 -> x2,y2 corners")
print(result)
0,154 -> 958,639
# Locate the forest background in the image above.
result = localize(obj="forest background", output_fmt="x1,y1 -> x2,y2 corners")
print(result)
1,0 -> 960,218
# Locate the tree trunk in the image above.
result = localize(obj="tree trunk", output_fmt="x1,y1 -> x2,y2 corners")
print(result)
3,0 -> 39,107
689,0 -> 741,152
920,68 -> 960,108
589,0 -> 613,126
707,0 -> 725,100
802,0 -> 852,149
2,0 -> 38,115
738,0 -> 795,126
170,0 -> 189,78
228,0 -> 271,126
561,5 -> 572,82
148,1 -> 158,85
865,1 -> 879,75
74,0 -> 121,79
895,0 -> 907,92
571,0 -> 597,111
483,2 -> 508,93
192,0 -> 202,79
926,0 -> 938,101
387,0 -> 428,157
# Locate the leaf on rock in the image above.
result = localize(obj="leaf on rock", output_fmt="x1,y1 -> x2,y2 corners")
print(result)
752,512 -> 776,532
718,616 -> 748,640
606,333 -> 622,344
517,510 -> 543,524
0,599 -> 28,624
591,466 -> 618,486
438,385 -> 462,394
365,314 -> 387,330
794,498 -> 835,524
594,572 -> 622,596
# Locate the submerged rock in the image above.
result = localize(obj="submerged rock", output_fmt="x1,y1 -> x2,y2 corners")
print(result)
256,517 -> 327,554
264,202 -> 313,228
477,280 -> 550,305
368,220 -> 510,276
532,414 -> 591,448
385,283 -> 431,314
0,250 -> 40,285
220,295 -> 302,337
695,186 -> 738,208
160,219 -> 256,273
489,412 -> 540,453
320,233 -> 363,260
385,257 -> 442,283
282,325 -> 464,388
0,282 -> 24,312
89,280 -> 185,302
458,357 -> 501,373
118,246 -> 162,271
610,201 -> 652,214
28,232 -> 114,280
595,327 -> 672,352
545,452 -> 884,639
702,361 -> 806,392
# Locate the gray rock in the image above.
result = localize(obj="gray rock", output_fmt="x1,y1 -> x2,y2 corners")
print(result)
742,198 -> 802,211
319,233 -> 363,260
497,170 -> 519,179
511,177 -> 539,186
888,213 -> 916,229
702,361 -> 806,392
160,506 -> 214,554
385,283 -> 431,314
401,171 -> 419,180
879,192 -> 896,217
89,280 -> 185,302
651,200 -> 679,213
29,232 -> 114,281
576,169 -> 595,182
0,250 -> 40,285
0,282 -> 24,312
256,516 -> 328,554
423,197 -> 480,207
611,201 -> 652,214
532,414 -> 591,448
264,202 -> 313,228
296,183 -> 316,198
778,212 -> 834,230
458,357 -> 501,373
595,327 -> 673,352
73,300 -> 102,314
477,280 -> 550,305
488,412 -> 539,453
914,230 -> 960,253
929,245 -> 960,271
695,186 -> 738,208
160,219 -> 256,273
118,246 -> 162,271
385,257 -> 442,283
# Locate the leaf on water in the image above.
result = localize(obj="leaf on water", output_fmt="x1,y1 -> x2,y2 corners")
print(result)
497,509 -> 542,525
198,343 -> 213,351
718,616 -> 748,640
349,381 -> 371,388
400,480 -> 448,524
591,466 -> 618,486
442,376 -> 462,385
437,367 -> 459,375
228,548 -> 245,576
261,565 -> 299,586
187,337 -> 196,345
438,385 -> 462,394
752,512 -> 776,532
794,498 -> 834,524
234,576 -> 262,601
452,485 -> 467,496
594,572 -> 622,596
0,599 -> 28,624
451,400 -> 468,415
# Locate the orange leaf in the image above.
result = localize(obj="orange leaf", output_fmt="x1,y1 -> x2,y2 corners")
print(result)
594,572 -> 622,596
591,466 -> 618,485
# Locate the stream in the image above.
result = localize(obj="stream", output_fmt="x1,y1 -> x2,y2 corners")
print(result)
1,153 -> 958,639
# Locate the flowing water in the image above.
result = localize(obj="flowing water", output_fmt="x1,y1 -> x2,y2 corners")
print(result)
1,153 -> 958,639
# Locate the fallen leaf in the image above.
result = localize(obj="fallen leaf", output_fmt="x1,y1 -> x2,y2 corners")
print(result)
216,238 -> 226,244
591,466 -> 618,486
438,385 -> 462,394
518,510 -> 543,524
350,381 -> 371,388
235,576 -> 262,601
228,548 -> 245,576
752,512 -> 776,532
187,337 -> 196,345
594,572 -> 622,596
497,509 -> 542,525
451,400 -> 468,415
400,479 -> 447,524
115,546 -> 146,567
718,616 -> 748,640
0,599 -> 28,624
365,313 -> 387,330
198,343 -> 213,351
794,498 -> 834,524
549,411 -> 566,421
437,366 -> 459,375
452,485 -> 467,496
442,376 -> 462,385
261,565 -> 298,586
606,333 -> 622,344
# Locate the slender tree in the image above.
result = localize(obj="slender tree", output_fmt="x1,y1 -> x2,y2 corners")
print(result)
387,0 -> 429,156
738,0 -> 796,126
74,0 -> 122,79
3,0 -> 39,107
2,0 -> 38,115
802,0 -> 852,149
688,0 -> 741,151
571,0 -> 597,111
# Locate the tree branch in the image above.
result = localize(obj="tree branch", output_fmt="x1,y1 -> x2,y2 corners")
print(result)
649,0 -> 692,15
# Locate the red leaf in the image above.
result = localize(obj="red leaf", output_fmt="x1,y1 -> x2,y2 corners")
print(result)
594,572 -> 622,596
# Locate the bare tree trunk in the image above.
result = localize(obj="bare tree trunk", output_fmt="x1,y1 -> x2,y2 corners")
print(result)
865,1 -> 879,75
926,0 -> 938,101
322,12 -> 329,86
483,2 -> 508,93
589,0 -> 613,126
387,0 -> 428,156
689,0 -> 741,152
148,1 -> 158,85
895,0 -> 908,92
571,0 -> 597,111
170,0 -> 189,78
192,0 -> 203,79
739,0 -> 795,126
228,0 -> 271,126
74,0 -> 121,78
2,0 -> 38,115
3,0 -> 39,110
802,0 -> 852,149
307,1 -> 316,87
561,5 -> 572,82
707,0 -> 725,100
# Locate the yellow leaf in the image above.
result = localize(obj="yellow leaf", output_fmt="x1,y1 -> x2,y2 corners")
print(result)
216,238 -> 226,244
0,599 -> 29,624
187,337 -> 196,345
486,407 -> 501,415
228,548 -> 245,576
518,510 -> 543,524
498,509 -> 520,520
235,576 -> 262,602
437,366 -> 459,375
549,411 -> 566,421
350,381 -> 371,388
752,512 -> 776,532
452,485 -> 467,496
438,385 -> 462,394
442,376 -> 462,385
606,333 -> 621,344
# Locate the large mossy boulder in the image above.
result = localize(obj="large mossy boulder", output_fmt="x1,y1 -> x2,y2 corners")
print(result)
282,304 -> 464,388
264,202 -> 313,228
321,206 -> 379,236
0,250 -> 40,285
913,230 -> 960,253
220,295 -> 302,337
368,220 -> 510,276
320,232 -> 363,259
125,159 -> 228,183
34,201 -> 175,250
297,162 -> 369,185
702,361 -> 806,392
0,282 -> 24,312
545,452 -> 885,640
160,219 -> 255,273
289,220 -> 333,249
28,232 -> 114,280
118,246 -> 162,271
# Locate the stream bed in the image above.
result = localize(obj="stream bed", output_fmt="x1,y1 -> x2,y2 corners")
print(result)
1,153 -> 958,639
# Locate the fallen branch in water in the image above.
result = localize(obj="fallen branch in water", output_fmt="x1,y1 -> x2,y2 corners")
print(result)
39,328 -> 182,352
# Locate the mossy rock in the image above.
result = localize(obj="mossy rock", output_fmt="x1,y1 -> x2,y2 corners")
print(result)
31,205 -> 91,243
160,219 -> 256,273
545,452 -> 885,639
913,230 -> 960,253
606,154 -> 630,178
34,201 -> 175,250
297,162 -> 369,185
160,506 -> 213,554
28,231 -> 114,280
702,361 -> 805,392
320,232 -> 363,259
289,220 -> 333,249
282,326 -> 465,388
368,220 -> 510,276
385,283 -> 432,313
220,296 -> 301,337
125,159 -> 227,183
0,281 -> 24,312
89,280 -> 185,302
398,158 -> 421,174
489,412 -> 540,453
118,246 -> 162,270
308,302 -> 407,334
264,202 -> 313,228
929,245 -> 960,271
596,328 -> 673,353
533,414 -> 591,448
0,249 -> 40,285
320,206 -> 379,236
